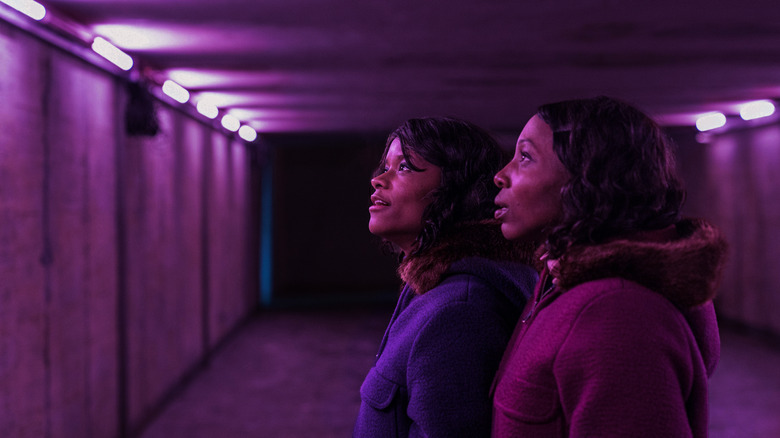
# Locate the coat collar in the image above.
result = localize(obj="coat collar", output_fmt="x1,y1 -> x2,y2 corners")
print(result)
551,218 -> 728,308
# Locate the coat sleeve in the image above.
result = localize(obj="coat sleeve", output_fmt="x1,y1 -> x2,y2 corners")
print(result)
553,287 -> 698,437
405,290 -> 511,438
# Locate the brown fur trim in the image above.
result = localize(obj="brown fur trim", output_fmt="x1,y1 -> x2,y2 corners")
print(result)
398,219 -> 536,294
555,218 -> 728,308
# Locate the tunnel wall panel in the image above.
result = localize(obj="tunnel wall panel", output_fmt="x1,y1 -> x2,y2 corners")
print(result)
43,52 -> 120,438
0,20 -> 260,438
0,23 -> 50,438
205,132 -> 257,345
122,109 -> 210,429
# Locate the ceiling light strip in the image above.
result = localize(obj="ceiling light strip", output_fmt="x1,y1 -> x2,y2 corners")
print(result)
740,100 -> 776,121
696,113 -> 727,132
162,80 -> 189,104
238,125 -> 257,142
1,0 -> 45,20
221,114 -> 241,132
91,36 -> 133,71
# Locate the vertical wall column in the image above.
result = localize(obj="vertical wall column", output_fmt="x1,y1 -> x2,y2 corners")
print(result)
1,27 -> 121,438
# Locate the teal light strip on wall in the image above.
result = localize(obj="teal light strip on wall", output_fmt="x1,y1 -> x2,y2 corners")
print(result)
259,158 -> 273,307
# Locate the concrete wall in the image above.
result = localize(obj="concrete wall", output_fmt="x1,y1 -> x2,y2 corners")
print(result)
674,125 -> 780,338
0,20 -> 260,438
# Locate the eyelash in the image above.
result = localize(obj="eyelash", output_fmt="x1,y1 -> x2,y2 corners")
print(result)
380,162 -> 412,174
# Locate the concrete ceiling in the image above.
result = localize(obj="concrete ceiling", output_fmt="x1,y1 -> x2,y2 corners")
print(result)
38,0 -> 780,134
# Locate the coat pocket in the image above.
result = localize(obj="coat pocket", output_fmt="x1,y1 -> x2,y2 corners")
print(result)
355,368 -> 405,437
360,367 -> 400,409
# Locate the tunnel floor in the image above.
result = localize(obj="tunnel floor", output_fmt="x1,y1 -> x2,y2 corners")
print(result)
137,305 -> 780,438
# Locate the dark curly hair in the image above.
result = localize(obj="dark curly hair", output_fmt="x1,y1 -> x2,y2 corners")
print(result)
538,96 -> 686,259
376,117 -> 505,256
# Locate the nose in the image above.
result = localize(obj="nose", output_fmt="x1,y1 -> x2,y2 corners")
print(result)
494,167 -> 508,188
371,172 -> 387,189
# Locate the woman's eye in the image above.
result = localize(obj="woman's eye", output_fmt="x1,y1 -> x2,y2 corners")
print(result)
517,152 -> 531,162
399,162 -> 411,171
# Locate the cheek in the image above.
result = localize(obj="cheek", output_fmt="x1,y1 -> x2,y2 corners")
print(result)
392,190 -> 432,228
511,182 -> 562,224
534,198 -> 562,224
534,184 -> 563,223
408,188 -> 436,212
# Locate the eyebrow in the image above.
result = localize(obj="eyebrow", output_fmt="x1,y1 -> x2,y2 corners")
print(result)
382,153 -> 405,165
516,138 -> 537,150
390,152 -> 430,170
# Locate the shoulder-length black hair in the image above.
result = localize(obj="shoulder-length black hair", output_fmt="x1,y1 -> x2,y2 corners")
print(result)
376,117 -> 505,256
537,96 -> 686,259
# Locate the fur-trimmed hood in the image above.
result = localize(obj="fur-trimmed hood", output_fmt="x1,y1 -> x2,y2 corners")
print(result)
399,219 -> 536,294
552,218 -> 728,308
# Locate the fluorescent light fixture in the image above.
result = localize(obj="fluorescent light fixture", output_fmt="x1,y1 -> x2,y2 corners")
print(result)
91,37 -> 133,71
221,114 -> 240,132
238,125 -> 258,142
1,0 -> 46,20
90,24 -> 151,50
740,100 -> 775,121
196,100 -> 219,119
695,112 -> 726,132
162,80 -> 189,104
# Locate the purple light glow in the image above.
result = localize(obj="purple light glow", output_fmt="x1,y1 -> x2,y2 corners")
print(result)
90,23 -> 312,52
166,70 -> 289,89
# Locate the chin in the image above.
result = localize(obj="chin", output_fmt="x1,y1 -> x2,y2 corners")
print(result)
368,224 -> 382,237
368,216 -> 381,232
499,223 -> 521,241
368,223 -> 392,241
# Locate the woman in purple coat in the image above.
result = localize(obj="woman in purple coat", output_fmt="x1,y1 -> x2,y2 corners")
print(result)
354,117 -> 539,437
491,96 -> 727,437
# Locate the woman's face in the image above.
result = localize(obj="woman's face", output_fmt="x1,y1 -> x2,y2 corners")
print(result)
369,138 -> 442,254
494,115 -> 570,242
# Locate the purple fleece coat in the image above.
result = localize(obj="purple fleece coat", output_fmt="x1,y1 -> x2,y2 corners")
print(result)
354,257 -> 537,438
491,218 -> 727,437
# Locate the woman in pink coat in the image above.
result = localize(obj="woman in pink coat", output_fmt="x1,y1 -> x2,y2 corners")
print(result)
490,96 -> 727,437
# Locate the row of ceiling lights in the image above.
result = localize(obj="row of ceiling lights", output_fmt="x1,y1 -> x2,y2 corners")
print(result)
696,100 -> 777,132
7,0 -> 779,140
2,0 -> 258,143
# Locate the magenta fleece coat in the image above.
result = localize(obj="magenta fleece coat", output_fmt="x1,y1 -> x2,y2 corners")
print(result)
491,218 -> 727,437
